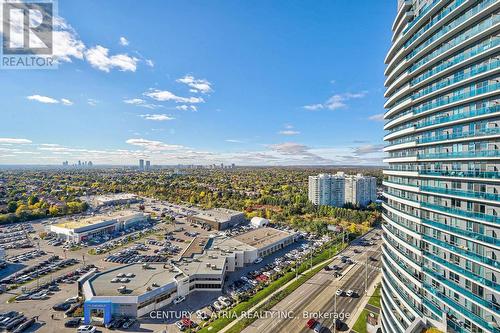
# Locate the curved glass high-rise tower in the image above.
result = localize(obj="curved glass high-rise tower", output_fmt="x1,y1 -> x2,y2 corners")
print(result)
382,1 -> 500,332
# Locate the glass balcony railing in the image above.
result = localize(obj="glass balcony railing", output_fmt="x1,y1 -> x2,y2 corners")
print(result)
406,0 -> 496,61
384,179 -> 419,188
423,298 -> 443,318
423,266 -> 500,312
418,149 -> 500,159
410,37 -> 500,86
409,16 -> 500,73
413,82 -> 500,115
403,0 -> 440,35
387,102 -> 499,136
384,244 -> 423,283
403,0 -> 465,47
417,127 -> 500,144
418,169 -> 500,179
422,218 -> 500,246
423,250 -> 500,292
421,201 -> 499,223
432,202 -> 498,222
383,268 -> 422,319
415,104 -> 500,130
421,185 -> 500,201
386,81 -> 500,124
422,234 -> 499,268
412,60 -> 500,100
423,282 -> 498,332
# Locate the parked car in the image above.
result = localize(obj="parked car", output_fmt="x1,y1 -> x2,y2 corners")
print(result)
64,317 -> 81,328
76,325 -> 96,333
173,295 -> 185,304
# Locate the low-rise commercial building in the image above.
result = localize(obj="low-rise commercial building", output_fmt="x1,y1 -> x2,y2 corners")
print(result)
49,210 -> 148,243
80,227 -> 295,324
187,208 -> 246,230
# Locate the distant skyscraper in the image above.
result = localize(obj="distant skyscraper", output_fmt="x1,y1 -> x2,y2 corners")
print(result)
139,159 -> 144,171
145,160 -> 151,171
308,173 -> 345,207
382,1 -> 499,333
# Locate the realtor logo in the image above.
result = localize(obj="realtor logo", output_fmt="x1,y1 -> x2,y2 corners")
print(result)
1,0 -> 57,69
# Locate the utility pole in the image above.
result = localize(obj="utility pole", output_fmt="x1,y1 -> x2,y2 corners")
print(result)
333,293 -> 337,333
310,248 -> 313,269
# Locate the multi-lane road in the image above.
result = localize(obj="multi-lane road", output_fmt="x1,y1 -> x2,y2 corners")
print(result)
242,228 -> 383,333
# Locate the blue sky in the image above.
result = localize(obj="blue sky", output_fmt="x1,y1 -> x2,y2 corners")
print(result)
0,0 -> 395,165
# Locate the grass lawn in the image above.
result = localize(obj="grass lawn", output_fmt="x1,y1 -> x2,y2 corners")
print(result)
367,284 -> 381,308
352,309 -> 369,333
197,241 -> 346,333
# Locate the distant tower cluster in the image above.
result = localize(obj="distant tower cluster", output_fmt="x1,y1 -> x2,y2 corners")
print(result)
308,172 -> 377,207
138,159 -> 151,171
62,160 -> 93,168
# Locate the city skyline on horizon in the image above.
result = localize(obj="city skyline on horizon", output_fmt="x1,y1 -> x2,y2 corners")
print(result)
0,1 -> 395,166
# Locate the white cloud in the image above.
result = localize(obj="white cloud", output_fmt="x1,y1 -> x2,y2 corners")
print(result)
27,95 -> 74,105
123,98 -> 162,109
61,98 -> 73,106
303,104 -> 324,111
124,98 -> 146,105
144,89 -> 204,104
176,75 -> 213,94
139,114 -> 175,121
304,91 -> 367,111
27,95 -> 59,104
87,99 -> 99,106
353,144 -> 385,155
85,45 -> 139,72
145,59 -> 154,67
225,139 -> 244,143
0,138 -> 32,144
368,113 -> 385,122
119,37 -> 129,46
279,130 -> 300,136
175,105 -> 197,111
126,138 -> 183,151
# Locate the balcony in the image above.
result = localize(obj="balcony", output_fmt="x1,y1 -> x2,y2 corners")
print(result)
423,250 -> 500,292
418,169 -> 500,180
418,149 -> 500,160
424,282 -> 498,332
421,201 -> 499,223
418,127 -> 500,145
413,82 -> 500,116
422,234 -> 499,269
415,104 -> 500,130
409,15 -> 500,74
422,218 -> 499,246
405,0 -> 498,62
421,184 -> 500,201
410,37 -> 500,87
413,58 -> 500,98
423,266 -> 500,314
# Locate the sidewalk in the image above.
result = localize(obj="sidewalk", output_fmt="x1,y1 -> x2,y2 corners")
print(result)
349,273 -> 382,333
347,273 -> 382,328
217,245 -> 349,333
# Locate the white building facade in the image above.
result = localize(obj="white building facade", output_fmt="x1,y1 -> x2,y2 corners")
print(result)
382,1 -> 500,333
308,174 -> 345,207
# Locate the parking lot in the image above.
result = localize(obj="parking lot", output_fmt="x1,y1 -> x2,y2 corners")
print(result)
0,198 -> 345,333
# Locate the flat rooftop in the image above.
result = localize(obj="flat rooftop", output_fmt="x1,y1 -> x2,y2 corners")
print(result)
54,210 -> 142,230
233,227 -> 293,250
181,236 -> 210,258
89,263 -> 183,296
193,208 -> 243,222
174,250 -> 227,276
